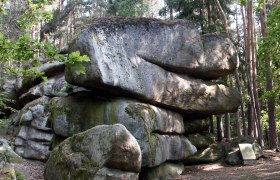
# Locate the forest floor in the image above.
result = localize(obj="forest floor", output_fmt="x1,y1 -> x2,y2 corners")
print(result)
2,130 -> 280,180
7,150 -> 280,180
173,150 -> 280,180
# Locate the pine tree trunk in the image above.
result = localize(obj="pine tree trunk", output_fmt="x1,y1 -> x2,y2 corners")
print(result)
217,116 -> 224,142
247,103 -> 254,136
225,113 -> 231,141
235,110 -> 242,138
209,116 -> 214,134
235,71 -> 246,135
260,1 -> 278,149
214,0 -> 227,31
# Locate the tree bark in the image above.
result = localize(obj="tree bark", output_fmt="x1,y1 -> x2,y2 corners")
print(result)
214,0 -> 227,31
209,115 -> 214,134
235,110 -> 242,138
260,0 -> 278,149
225,113 -> 231,141
217,115 -> 224,142
235,71 -> 247,135
247,103 -> 254,136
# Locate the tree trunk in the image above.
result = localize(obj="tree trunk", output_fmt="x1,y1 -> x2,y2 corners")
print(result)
235,71 -> 247,135
209,116 -> 214,134
260,0 -> 278,149
170,7 -> 173,20
214,0 -> 227,31
235,110 -> 242,138
217,116 -> 224,142
245,1 -> 263,144
247,103 -> 254,136
206,1 -> 213,27
225,113 -> 231,141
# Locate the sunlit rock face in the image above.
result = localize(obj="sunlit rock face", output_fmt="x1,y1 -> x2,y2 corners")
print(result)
65,18 -> 240,115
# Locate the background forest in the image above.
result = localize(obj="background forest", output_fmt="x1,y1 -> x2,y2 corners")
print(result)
0,0 -> 280,150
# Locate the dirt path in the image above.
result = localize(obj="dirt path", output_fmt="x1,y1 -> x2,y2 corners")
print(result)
11,160 -> 45,180
13,150 -> 279,180
2,130 -> 280,180
173,150 -> 280,180
0,134 -> 44,180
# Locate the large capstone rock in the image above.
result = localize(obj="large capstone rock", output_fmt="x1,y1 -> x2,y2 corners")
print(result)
44,124 -> 141,180
65,18 -> 240,115
225,136 -> 263,165
14,96 -> 54,161
49,96 -> 196,167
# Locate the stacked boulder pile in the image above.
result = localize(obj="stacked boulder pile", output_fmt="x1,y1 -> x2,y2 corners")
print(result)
8,62 -> 87,161
7,18 -> 241,179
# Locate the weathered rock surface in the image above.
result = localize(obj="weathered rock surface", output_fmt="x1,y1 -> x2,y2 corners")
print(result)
49,96 -> 184,137
44,124 -> 141,180
94,167 -> 139,180
201,33 -> 238,78
185,143 -> 224,164
16,62 -> 65,96
140,162 -> 185,180
0,138 -> 24,165
14,96 -> 54,161
65,18 -> 240,115
225,136 -> 263,165
68,18 -> 238,78
184,118 -> 210,134
0,79 -> 18,118
19,75 -> 88,105
187,133 -> 215,150
49,96 -> 196,167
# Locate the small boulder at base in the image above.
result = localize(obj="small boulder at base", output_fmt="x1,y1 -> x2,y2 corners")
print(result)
140,162 -> 185,180
94,167 -> 139,180
185,143 -> 224,164
225,136 -> 263,165
0,138 -> 24,166
186,133 -> 215,150
44,124 -> 141,180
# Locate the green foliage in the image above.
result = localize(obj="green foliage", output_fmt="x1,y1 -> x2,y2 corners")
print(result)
161,0 -> 234,33
258,4 -> 280,100
258,5 -> 280,142
15,169 -> 26,180
108,0 -> 148,17
17,0 -> 53,30
0,91 -> 16,120
66,51 -> 90,75
0,0 -> 90,118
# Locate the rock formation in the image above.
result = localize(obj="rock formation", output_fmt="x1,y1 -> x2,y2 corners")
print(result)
65,19 -> 240,115
44,124 -> 141,180
4,18 -> 241,179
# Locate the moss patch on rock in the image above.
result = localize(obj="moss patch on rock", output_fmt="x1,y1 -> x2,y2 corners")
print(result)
185,143 -> 224,164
